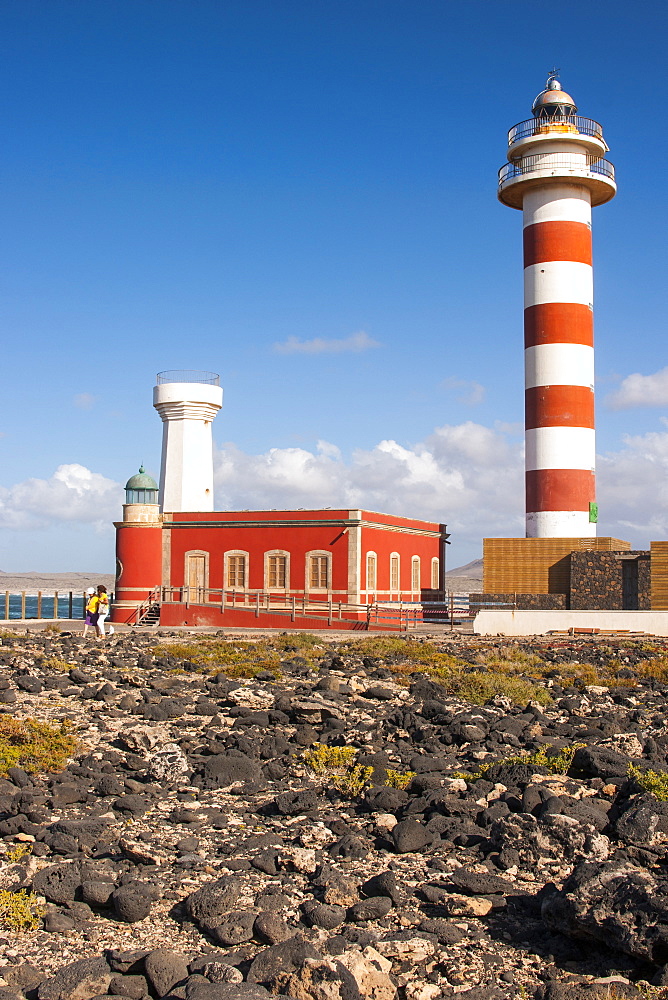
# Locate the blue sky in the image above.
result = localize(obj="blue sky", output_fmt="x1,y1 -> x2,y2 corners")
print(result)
1,0 -> 667,572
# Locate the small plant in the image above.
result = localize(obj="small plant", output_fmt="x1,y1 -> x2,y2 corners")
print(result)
0,888 -> 44,932
303,743 -> 413,797
457,743 -> 585,782
275,632 -> 323,651
43,624 -> 62,634
334,764 -> 374,797
344,637 -> 551,706
628,763 -> 668,801
154,638 -> 285,678
384,768 -> 415,789
5,844 -> 31,863
303,744 -> 356,774
0,717 -> 78,776
41,657 -> 75,672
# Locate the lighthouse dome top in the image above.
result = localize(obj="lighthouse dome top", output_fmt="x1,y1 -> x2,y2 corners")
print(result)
125,466 -> 158,491
532,74 -> 577,117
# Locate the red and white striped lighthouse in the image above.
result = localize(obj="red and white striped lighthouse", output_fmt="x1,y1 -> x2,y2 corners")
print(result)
498,75 -> 616,537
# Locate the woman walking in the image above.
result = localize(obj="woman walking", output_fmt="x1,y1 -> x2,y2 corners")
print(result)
96,585 -> 113,638
83,587 -> 98,638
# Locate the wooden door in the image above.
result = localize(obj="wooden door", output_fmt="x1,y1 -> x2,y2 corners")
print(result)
622,558 -> 639,611
187,554 -> 206,603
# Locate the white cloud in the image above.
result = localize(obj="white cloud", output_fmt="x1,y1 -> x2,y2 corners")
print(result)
273,330 -> 381,355
441,377 -> 486,406
73,392 -> 97,410
0,464 -> 121,532
212,420 -> 668,552
597,430 -> 668,539
214,420 -> 525,546
6,421 -> 668,559
606,367 -> 668,410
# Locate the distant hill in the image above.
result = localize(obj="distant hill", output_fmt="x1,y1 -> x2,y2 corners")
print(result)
445,558 -> 483,579
443,557 -> 483,595
0,571 -> 115,595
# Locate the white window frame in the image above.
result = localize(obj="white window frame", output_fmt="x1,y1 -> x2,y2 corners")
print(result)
305,550 -> 331,592
264,550 -> 290,591
390,552 -> 400,594
431,557 -> 440,590
411,555 -> 421,594
224,550 -> 249,590
366,551 -> 377,596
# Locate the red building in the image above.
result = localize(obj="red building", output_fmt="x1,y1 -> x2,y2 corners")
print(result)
112,376 -> 449,630
113,494 -> 448,630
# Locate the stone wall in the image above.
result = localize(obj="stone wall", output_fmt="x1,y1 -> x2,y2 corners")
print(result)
570,550 -> 651,611
469,592 -> 567,612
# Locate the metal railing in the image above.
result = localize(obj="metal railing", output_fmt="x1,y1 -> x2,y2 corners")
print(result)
126,587 -> 161,626
508,116 -> 604,146
499,154 -> 615,185
160,586 -> 447,630
156,371 -> 220,385
157,586 -> 494,630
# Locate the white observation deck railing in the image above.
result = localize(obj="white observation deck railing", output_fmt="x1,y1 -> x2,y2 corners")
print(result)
498,154 -> 615,185
507,116 -> 605,146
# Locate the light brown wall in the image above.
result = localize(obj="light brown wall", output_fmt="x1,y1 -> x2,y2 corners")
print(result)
483,537 -> 630,595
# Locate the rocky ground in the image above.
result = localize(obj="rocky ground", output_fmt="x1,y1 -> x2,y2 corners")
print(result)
0,627 -> 668,1000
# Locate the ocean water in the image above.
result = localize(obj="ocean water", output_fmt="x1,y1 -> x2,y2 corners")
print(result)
1,595 -> 86,621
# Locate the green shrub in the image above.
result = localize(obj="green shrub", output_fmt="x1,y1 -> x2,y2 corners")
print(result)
0,717 -> 78,776
457,743 -> 585,782
41,657 -> 76,672
4,844 -> 31,863
334,764 -> 374,797
303,744 -> 356,773
628,763 -> 668,800
154,639 -> 281,677
384,768 -> 415,789
303,743 -> 413,797
0,888 -> 44,932
343,637 -> 550,706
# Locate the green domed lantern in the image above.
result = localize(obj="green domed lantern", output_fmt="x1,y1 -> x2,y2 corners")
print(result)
125,466 -> 158,505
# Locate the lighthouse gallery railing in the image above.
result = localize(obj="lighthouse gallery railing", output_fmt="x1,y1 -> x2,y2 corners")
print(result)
498,155 -> 615,185
507,116 -> 605,146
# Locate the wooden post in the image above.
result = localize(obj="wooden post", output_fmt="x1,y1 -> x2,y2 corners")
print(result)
68,592 -> 73,618
449,592 -> 454,630
37,591 -> 42,619
255,593 -> 260,618
328,599 -> 332,626
291,596 -> 296,622
3,592 -> 8,620
54,591 -> 58,619
21,592 -> 26,619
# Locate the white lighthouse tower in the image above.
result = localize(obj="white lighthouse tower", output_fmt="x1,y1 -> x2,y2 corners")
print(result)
153,370 -> 223,512
498,74 -> 616,538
